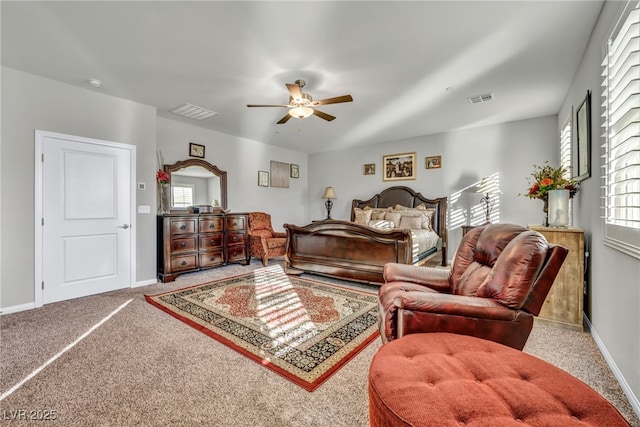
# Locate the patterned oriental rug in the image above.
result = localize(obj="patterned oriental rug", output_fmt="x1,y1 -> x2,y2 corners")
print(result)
145,267 -> 379,391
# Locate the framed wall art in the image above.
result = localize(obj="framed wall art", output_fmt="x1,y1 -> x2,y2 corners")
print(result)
574,90 -> 591,182
270,160 -> 290,188
383,152 -> 416,181
290,164 -> 299,178
189,142 -> 205,158
426,155 -> 442,169
258,171 -> 269,187
364,163 -> 376,175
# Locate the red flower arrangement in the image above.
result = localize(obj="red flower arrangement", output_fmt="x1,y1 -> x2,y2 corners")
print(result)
522,162 -> 578,204
156,170 -> 170,185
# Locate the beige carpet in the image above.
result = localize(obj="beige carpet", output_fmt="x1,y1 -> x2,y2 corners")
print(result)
1,259 -> 638,426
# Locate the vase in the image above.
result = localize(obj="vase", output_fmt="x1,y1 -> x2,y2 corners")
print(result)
158,183 -> 170,215
548,189 -> 570,227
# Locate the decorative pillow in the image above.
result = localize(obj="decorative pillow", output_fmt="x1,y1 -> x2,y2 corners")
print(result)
353,208 -> 372,225
364,207 -> 390,220
398,215 -> 423,229
368,220 -> 394,231
384,211 -> 402,228
394,203 -> 428,211
420,209 -> 436,231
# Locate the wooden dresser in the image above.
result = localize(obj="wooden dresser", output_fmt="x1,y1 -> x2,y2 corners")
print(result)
528,225 -> 585,331
157,213 -> 249,282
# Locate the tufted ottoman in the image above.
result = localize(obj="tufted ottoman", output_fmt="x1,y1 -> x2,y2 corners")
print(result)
368,333 -> 631,426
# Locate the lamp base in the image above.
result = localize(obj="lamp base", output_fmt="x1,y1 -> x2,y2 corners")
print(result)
325,199 -> 333,220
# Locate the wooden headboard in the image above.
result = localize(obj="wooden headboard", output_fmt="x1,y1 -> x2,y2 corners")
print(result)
350,186 -> 448,264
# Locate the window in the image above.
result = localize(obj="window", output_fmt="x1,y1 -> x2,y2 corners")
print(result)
172,185 -> 194,208
601,1 -> 640,258
560,113 -> 573,174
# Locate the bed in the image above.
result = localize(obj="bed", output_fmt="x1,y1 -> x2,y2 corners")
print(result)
284,186 -> 447,284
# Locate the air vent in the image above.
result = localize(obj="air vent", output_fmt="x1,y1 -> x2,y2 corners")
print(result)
467,92 -> 495,104
170,103 -> 219,120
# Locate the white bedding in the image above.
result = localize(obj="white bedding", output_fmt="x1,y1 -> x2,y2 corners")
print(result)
410,229 -> 440,263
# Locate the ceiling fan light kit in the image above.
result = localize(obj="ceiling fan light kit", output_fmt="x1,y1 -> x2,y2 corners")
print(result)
247,79 -> 353,126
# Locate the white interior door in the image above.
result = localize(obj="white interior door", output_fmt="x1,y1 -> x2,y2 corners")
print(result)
38,132 -> 134,304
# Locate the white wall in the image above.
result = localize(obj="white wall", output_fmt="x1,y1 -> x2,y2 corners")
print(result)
156,117 -> 308,233
1,67 -> 157,308
558,0 -> 640,410
308,115 -> 559,255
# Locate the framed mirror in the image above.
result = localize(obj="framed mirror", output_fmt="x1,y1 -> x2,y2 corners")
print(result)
164,159 -> 227,211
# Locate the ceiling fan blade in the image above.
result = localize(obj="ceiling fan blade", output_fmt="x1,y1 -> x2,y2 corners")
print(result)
286,83 -> 302,99
247,104 -> 290,108
313,109 -> 336,121
314,94 -> 353,106
277,113 -> 293,124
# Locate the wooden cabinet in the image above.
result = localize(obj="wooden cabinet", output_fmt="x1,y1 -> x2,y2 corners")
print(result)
157,213 -> 249,282
528,225 -> 585,331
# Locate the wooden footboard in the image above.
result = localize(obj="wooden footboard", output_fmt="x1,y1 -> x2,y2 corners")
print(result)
284,220 -> 413,284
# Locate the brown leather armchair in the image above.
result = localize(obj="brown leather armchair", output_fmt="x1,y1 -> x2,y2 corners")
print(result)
248,212 -> 287,266
379,223 -> 569,350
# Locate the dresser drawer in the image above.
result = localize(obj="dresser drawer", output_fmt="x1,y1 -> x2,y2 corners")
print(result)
227,215 -> 246,231
227,231 -> 246,246
171,236 -> 197,253
227,245 -> 247,263
171,254 -> 197,272
199,234 -> 224,250
199,217 -> 224,233
199,250 -> 225,268
170,219 -> 197,235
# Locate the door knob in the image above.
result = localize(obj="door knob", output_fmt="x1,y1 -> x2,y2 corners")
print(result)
118,224 -> 130,229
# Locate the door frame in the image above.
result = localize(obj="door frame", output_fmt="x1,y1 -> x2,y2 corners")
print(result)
34,130 -> 137,308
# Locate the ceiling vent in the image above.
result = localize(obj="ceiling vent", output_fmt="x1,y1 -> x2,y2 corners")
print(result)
467,92 -> 495,104
170,103 -> 219,120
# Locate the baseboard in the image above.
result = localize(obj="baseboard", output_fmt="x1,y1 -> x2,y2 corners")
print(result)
585,314 -> 640,418
133,278 -> 158,288
0,302 -> 36,315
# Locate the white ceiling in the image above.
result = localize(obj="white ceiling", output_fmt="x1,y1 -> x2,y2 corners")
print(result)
1,1 -> 604,154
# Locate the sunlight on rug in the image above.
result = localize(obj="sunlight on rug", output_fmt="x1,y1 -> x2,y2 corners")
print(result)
145,265 -> 379,391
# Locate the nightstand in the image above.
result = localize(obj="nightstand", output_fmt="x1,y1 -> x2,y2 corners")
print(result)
528,225 -> 585,331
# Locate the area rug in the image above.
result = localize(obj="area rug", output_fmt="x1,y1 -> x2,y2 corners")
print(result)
145,266 -> 379,391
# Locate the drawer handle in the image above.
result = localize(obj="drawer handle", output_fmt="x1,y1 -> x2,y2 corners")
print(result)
232,221 -> 237,226
180,242 -> 186,248
210,240 -> 216,245
231,237 -> 237,242
181,261 -> 187,266
210,256 -> 217,261
209,224 -> 214,228
180,225 -> 186,230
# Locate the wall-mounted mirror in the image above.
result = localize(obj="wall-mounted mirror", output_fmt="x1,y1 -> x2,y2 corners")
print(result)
164,159 -> 227,211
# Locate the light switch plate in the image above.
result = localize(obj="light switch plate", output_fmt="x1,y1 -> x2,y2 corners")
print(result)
137,182 -> 146,190
138,205 -> 151,214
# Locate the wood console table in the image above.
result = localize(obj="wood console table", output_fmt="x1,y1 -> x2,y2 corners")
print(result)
157,213 -> 249,282
528,225 -> 585,331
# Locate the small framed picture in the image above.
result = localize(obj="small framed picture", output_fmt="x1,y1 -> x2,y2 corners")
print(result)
426,155 -> 442,169
290,164 -> 299,178
189,143 -> 205,158
258,171 -> 269,187
383,152 -> 416,181
364,163 -> 376,175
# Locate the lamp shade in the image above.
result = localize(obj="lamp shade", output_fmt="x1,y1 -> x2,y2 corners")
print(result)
322,187 -> 336,199
476,177 -> 502,194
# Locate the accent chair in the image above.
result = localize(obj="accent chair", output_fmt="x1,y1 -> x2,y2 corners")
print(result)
248,212 -> 287,266
379,223 -> 569,350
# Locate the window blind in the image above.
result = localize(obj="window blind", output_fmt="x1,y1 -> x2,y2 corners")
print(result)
172,185 -> 194,208
601,2 -> 640,258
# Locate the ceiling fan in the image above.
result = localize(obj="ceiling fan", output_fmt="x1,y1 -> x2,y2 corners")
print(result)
247,79 -> 353,124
